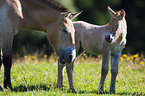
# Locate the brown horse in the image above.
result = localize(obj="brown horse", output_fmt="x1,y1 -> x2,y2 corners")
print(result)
60,6 -> 126,93
0,0 -> 79,90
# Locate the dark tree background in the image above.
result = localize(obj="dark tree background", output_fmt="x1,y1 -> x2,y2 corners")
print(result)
73,0 -> 145,54
13,0 -> 145,57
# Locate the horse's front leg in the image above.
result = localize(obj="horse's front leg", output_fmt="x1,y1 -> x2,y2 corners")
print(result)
0,37 -> 2,70
0,50 -> 2,70
57,60 -> 65,89
66,62 -> 75,92
99,52 -> 110,93
110,52 -> 121,93
3,36 -> 14,90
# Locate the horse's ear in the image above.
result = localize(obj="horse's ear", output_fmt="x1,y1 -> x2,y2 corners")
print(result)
60,11 -> 72,20
108,6 -> 116,16
120,9 -> 126,18
69,10 -> 83,20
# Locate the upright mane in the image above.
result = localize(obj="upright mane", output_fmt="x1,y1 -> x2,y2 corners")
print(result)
40,0 -> 69,12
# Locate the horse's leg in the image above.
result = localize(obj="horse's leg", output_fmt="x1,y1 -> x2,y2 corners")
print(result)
3,36 -> 13,90
66,62 -> 75,92
110,52 -> 121,93
0,50 -> 2,69
57,61 -> 65,89
99,52 -> 110,93
0,37 -> 2,70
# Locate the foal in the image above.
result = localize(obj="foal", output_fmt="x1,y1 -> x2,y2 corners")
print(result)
73,7 -> 127,93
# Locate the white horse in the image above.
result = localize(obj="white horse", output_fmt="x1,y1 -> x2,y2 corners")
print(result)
58,6 -> 127,93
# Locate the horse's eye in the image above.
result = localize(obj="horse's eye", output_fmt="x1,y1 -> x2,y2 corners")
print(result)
60,28 -> 68,33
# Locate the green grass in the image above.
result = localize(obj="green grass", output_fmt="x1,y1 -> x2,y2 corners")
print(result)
0,54 -> 145,96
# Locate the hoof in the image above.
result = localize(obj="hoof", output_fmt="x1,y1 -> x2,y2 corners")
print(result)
57,85 -> 63,89
98,90 -> 104,94
67,88 -> 76,93
110,90 -> 115,94
4,85 -> 13,91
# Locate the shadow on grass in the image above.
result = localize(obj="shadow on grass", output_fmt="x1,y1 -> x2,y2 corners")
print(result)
76,90 -> 144,95
2,84 -> 144,95
12,83 -> 57,92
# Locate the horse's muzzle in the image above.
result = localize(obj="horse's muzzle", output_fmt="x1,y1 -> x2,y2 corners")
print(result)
59,47 -> 76,64
105,33 -> 114,43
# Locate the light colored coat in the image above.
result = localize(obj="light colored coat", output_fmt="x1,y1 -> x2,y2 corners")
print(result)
74,20 -> 126,56
73,7 -> 127,93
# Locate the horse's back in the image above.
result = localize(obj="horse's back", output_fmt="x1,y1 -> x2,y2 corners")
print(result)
73,21 -> 100,30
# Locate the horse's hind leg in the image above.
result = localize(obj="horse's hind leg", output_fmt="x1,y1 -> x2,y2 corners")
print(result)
0,38 -> 2,69
3,36 -> 13,90
3,48 -> 12,90
110,52 -> 121,93
99,53 -> 110,93
0,50 -> 2,69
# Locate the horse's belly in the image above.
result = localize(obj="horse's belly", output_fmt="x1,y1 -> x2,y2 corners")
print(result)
80,31 -> 104,55
86,48 -> 102,55
83,44 -> 102,55
81,38 -> 103,55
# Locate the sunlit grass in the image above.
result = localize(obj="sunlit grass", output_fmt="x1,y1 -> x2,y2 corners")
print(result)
0,53 -> 144,95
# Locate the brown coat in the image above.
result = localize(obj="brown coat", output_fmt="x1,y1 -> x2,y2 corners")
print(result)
0,0 -> 79,90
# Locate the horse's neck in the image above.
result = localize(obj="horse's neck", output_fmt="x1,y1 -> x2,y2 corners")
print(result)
74,21 -> 109,36
20,0 -> 61,32
90,24 -> 109,34
109,18 -> 127,44
114,18 -> 127,39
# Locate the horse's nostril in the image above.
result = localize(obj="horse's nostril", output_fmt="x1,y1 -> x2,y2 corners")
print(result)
59,56 -> 66,64
60,59 -> 66,64
62,59 -> 65,62
69,55 -> 73,60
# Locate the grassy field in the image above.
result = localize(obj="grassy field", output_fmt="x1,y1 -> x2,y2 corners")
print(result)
0,54 -> 145,96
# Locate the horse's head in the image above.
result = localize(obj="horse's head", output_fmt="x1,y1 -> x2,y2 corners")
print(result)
47,11 -> 81,64
105,6 -> 127,43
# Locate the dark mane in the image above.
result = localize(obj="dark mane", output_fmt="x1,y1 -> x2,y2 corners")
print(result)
41,0 -> 69,12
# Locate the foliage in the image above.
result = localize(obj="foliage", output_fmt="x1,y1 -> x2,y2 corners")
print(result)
0,54 -> 144,95
13,30 -> 53,58
57,0 -> 78,12
73,0 -> 145,54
